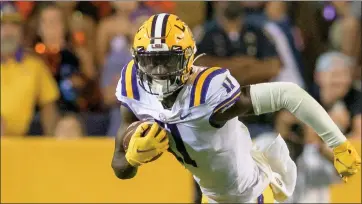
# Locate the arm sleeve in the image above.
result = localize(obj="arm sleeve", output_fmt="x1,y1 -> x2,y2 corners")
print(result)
250,82 -> 346,148
37,60 -> 60,106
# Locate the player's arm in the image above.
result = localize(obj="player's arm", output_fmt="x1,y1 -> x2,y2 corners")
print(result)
212,82 -> 347,146
211,82 -> 361,181
111,105 -> 139,179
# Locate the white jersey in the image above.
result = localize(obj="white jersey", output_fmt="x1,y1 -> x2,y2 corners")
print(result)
116,60 -> 270,202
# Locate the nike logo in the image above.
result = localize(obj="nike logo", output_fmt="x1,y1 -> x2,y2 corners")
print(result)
137,148 -> 156,153
180,112 -> 191,120
275,177 -> 283,187
336,158 -> 348,168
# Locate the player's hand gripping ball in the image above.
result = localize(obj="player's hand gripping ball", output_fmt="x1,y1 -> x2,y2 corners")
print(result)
124,121 -> 169,167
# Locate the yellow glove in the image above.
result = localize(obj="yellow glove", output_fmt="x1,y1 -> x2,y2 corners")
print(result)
126,122 -> 169,167
333,140 -> 361,182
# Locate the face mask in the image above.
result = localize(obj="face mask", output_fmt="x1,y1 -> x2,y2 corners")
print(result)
149,78 -> 179,101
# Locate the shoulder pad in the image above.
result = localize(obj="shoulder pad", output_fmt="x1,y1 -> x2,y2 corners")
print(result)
189,67 -> 227,108
119,60 -> 140,101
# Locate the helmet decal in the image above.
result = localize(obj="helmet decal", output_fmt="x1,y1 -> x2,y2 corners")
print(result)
150,13 -> 170,44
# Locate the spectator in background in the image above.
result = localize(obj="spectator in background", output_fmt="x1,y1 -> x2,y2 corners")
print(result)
96,2 -> 142,68
101,11 -> 152,137
60,1 -> 112,60
290,2 -> 329,89
350,1 -> 361,20
290,52 -> 361,202
26,2 -> 99,76
312,51 -> 361,139
329,1 -> 361,63
195,2 -> 281,85
68,6 -> 97,66
240,1 -> 306,88
195,2 -> 281,138
35,3 -> 98,112
1,2 -> 59,136
329,1 -> 361,90
54,113 -> 85,140
264,2 -> 306,88
12,1 -> 38,47
56,1 -> 112,23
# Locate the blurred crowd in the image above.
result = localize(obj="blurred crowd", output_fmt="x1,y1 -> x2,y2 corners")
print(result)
1,1 -> 361,202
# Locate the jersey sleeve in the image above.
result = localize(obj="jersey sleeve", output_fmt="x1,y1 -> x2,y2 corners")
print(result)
115,59 -> 142,116
188,67 -> 241,114
207,70 -> 241,114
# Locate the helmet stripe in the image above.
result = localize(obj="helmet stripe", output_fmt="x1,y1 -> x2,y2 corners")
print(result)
154,13 -> 166,44
161,14 -> 170,43
150,14 -> 159,44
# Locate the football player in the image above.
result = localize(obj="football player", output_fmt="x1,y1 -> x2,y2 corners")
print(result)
111,13 -> 361,203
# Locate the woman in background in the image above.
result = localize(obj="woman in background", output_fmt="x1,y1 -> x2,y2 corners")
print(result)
329,1 -> 361,61
35,3 -> 97,112
54,113 -> 85,140
96,2 -> 148,68
100,10 -> 152,137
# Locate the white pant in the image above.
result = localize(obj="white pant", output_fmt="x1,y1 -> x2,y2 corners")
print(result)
253,134 -> 298,202
202,134 -> 297,203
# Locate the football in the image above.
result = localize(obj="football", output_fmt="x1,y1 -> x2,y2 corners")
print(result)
123,121 -> 165,162
123,121 -> 145,151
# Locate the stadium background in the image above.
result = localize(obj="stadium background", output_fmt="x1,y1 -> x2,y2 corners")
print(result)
1,1 -> 361,203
